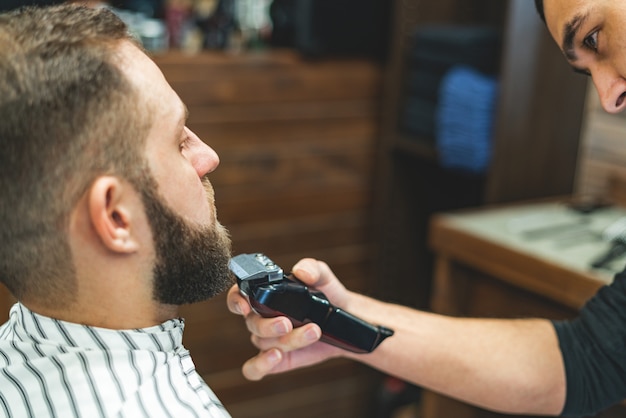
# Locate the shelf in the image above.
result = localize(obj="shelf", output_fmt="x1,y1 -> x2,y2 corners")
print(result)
393,134 -> 438,161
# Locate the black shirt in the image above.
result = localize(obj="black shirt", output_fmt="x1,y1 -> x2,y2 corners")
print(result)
553,269 -> 626,417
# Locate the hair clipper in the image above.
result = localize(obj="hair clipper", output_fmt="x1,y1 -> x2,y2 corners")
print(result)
229,253 -> 394,354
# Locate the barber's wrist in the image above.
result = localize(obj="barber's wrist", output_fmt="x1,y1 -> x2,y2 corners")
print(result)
342,291 -> 373,321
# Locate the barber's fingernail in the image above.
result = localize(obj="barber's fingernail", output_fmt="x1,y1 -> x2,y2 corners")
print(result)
296,266 -> 311,274
273,320 -> 289,335
304,326 -> 320,342
267,349 -> 281,365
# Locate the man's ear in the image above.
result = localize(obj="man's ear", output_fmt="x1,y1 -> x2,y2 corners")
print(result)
88,176 -> 141,253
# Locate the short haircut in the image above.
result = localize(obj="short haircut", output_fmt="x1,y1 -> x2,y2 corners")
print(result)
0,5 -> 153,306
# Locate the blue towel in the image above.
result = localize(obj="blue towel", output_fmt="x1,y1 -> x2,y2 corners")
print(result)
435,66 -> 498,173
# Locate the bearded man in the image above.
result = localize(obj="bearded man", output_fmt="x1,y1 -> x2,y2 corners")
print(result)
0,4 -> 233,417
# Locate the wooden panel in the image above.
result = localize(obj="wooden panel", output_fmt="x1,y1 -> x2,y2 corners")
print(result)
485,0 -> 588,203
575,85 -> 626,203
209,361 -> 379,418
214,132 -> 375,190
227,212 -> 370,262
154,50 -> 381,104
156,50 -> 382,223
198,117 -> 376,145
0,285 -> 14,322
155,50 -> 384,418
187,101 -> 377,124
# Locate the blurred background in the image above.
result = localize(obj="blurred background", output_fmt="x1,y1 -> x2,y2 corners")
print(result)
4,0 -> 626,417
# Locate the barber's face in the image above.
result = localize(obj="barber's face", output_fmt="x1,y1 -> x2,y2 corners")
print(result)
544,0 -> 626,113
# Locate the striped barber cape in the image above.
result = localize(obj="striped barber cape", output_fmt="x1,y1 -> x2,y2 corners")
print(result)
0,303 -> 230,417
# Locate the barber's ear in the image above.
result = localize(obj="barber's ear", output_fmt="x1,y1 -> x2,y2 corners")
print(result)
88,176 -> 140,253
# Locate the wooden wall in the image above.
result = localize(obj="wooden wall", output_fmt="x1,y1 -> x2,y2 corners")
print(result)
574,84 -> 626,205
154,50 -> 384,417
484,0 -> 588,203
373,0 -> 589,313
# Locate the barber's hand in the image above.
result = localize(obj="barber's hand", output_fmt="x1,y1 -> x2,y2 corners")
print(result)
227,258 -> 350,380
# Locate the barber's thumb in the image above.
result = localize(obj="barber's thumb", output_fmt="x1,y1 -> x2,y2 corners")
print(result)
291,258 -> 319,284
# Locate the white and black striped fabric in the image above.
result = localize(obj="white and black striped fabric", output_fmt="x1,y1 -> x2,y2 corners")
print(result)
0,303 -> 231,417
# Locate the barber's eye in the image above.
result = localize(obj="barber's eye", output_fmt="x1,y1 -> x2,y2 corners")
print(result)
583,31 -> 599,51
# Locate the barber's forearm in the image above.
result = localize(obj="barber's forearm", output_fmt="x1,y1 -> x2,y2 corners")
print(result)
343,292 -> 566,415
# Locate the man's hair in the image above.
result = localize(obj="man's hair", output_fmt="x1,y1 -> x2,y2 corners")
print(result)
0,5 -> 153,306
535,0 -> 545,23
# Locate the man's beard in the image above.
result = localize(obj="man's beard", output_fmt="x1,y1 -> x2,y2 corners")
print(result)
139,177 -> 233,305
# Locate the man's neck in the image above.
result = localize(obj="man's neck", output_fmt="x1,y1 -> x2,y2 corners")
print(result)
21,295 -> 179,329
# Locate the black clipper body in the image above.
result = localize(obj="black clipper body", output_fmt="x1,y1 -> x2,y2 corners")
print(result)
229,253 -> 394,354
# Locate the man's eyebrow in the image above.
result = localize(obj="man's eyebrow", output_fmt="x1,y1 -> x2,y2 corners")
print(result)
562,13 -> 588,62
176,102 -> 189,130
183,102 -> 189,123
174,103 -> 189,142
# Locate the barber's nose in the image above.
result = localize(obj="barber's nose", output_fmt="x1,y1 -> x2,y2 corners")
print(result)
592,66 -> 626,113
185,128 -> 220,177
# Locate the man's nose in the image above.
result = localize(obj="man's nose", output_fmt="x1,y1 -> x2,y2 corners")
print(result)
186,128 -> 220,177
196,142 -> 220,178
593,66 -> 626,114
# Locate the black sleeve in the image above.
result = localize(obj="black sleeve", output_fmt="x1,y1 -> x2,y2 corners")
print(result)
552,270 -> 626,417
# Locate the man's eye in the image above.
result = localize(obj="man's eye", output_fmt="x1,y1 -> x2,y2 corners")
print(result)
583,31 -> 599,51
179,134 -> 191,151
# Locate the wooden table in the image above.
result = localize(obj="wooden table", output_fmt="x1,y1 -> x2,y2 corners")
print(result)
424,200 -> 626,418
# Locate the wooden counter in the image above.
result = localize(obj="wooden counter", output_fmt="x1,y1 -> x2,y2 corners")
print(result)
425,200 -> 626,418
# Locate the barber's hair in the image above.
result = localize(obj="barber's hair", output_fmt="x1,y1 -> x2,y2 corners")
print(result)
0,5 -> 153,305
534,0 -> 545,23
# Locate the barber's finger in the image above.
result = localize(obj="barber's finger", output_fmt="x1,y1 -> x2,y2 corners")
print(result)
251,323 -> 321,352
242,348 -> 283,381
226,285 -> 251,316
242,341 -> 340,381
245,314 -> 293,338
291,258 -> 320,285
292,258 -> 341,290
